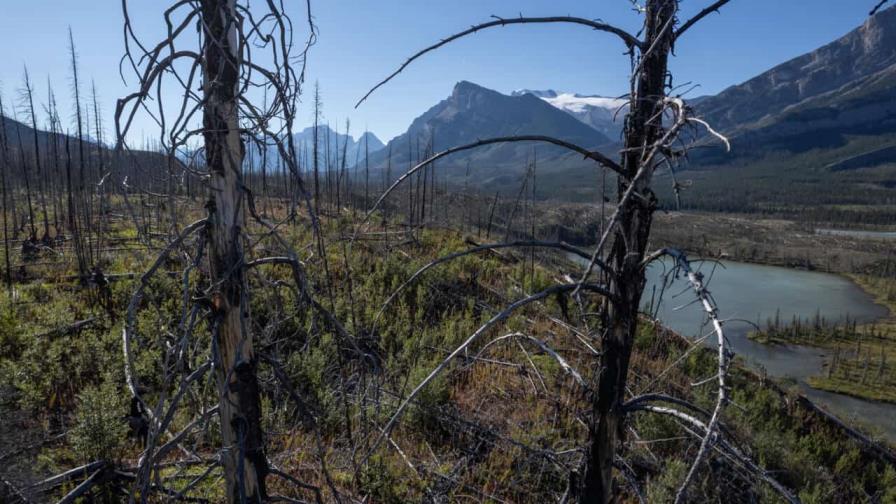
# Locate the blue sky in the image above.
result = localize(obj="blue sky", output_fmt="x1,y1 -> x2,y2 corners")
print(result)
0,1 -> 880,144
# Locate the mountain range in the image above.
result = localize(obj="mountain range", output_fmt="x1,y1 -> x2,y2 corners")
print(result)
1,6 -> 894,210
292,125 -> 384,160
366,6 -> 896,206
365,81 -> 613,193
689,5 -> 896,164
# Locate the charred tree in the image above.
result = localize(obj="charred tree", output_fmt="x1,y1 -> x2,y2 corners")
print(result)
199,1 -> 268,500
581,2 -> 676,500
21,67 -> 50,242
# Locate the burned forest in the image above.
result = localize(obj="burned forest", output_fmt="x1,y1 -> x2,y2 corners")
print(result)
1,1 -> 896,503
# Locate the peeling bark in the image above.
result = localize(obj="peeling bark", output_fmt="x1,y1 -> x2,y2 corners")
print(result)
200,0 -> 267,501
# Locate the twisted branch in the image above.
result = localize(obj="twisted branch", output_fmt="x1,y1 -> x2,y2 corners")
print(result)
675,1 -> 734,39
356,16 -> 641,107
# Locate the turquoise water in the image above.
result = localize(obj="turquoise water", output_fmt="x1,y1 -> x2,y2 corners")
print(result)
642,258 -> 888,377
571,255 -> 896,441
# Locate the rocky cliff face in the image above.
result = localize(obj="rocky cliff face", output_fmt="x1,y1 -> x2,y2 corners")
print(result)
698,6 -> 896,132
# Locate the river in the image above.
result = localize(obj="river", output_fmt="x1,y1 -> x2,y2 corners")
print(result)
815,228 -> 896,239
571,255 -> 896,441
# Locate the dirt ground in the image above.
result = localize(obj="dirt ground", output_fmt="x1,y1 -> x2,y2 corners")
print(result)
649,211 -> 895,273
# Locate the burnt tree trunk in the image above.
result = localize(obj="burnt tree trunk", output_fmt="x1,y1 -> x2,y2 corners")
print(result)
200,0 -> 268,501
580,1 -> 675,502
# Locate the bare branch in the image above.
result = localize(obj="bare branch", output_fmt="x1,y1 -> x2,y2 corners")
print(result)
29,461 -> 107,492
371,240 -> 612,329
630,405 -> 800,504
122,218 -> 207,414
575,97 -> 691,290
56,466 -> 107,504
871,0 -> 891,15
675,1 -> 734,40
363,135 -> 623,225
356,16 -> 642,107
688,117 -> 730,152
473,332 -> 587,388
650,248 -> 731,504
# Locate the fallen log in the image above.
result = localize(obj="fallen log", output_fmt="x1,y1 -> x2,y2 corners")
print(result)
794,395 -> 896,466
0,477 -> 30,504
56,467 -> 106,504
35,318 -> 97,339
28,460 -> 106,492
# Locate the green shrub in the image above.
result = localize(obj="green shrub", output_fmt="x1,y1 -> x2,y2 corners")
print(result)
69,376 -> 128,463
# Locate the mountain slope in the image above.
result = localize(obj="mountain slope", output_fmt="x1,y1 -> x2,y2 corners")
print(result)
368,81 -> 612,189
496,9 -> 896,208
697,6 -> 896,138
662,7 -> 896,216
716,63 -> 896,158
512,89 -> 628,139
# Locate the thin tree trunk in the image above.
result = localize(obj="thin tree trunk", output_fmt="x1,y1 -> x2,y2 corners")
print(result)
0,98 -> 12,292
0,95 -> 20,241
23,68 -> 50,241
200,0 -> 267,501
12,108 -> 36,240
312,84 -> 321,216
69,30 -> 91,275
47,80 -> 63,237
364,130 -> 370,209
580,1 -> 674,502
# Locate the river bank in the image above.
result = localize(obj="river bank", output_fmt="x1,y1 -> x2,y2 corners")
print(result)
532,203 -> 896,273
567,252 -> 896,442
758,273 -> 896,404
655,322 -> 896,459
648,211 -> 896,275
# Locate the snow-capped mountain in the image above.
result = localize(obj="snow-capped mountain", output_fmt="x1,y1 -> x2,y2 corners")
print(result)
512,89 -> 559,99
365,81 -> 611,189
512,90 -> 628,140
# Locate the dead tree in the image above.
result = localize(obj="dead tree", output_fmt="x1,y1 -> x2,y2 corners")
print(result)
0,92 -> 11,290
354,1 -> 797,502
68,32 -> 91,278
311,84 -> 320,213
21,66 -> 50,242
113,0 -> 321,501
200,1 -> 268,499
581,3 -> 676,500
46,79 -> 64,238
11,102 -> 37,242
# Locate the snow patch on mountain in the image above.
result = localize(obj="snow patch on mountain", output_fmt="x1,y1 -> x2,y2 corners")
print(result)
543,93 -> 628,114
511,89 -> 628,139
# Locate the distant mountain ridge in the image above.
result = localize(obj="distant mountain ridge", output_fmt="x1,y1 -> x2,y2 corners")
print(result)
366,7 -> 896,204
292,125 -> 384,160
512,89 -> 628,139
366,81 -> 612,189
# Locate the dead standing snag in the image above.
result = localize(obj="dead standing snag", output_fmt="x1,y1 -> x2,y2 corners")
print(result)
357,1 -> 796,502
114,0 -> 321,501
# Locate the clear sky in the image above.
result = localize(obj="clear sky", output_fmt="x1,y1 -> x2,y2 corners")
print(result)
0,1 -> 880,144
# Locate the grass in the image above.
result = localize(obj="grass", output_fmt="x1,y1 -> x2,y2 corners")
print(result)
2,199 -> 896,502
